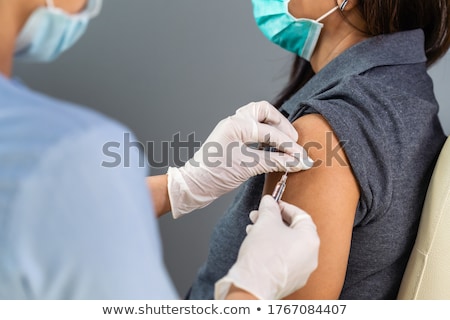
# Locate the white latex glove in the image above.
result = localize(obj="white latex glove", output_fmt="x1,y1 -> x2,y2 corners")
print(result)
214,195 -> 320,300
167,101 -> 313,218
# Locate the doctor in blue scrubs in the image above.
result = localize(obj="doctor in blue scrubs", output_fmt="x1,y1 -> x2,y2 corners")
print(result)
0,0 -> 319,300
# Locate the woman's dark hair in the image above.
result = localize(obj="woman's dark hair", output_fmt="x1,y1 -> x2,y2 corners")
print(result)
273,0 -> 450,108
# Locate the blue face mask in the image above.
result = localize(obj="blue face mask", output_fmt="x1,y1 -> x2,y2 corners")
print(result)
252,0 -> 348,61
15,0 -> 103,62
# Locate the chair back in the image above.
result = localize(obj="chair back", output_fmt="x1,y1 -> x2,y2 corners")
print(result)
397,136 -> 450,299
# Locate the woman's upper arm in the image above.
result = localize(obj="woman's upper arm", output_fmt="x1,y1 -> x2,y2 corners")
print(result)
263,113 -> 360,299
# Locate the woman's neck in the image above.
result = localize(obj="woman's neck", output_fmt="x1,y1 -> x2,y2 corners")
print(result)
311,29 -> 368,73
310,10 -> 369,73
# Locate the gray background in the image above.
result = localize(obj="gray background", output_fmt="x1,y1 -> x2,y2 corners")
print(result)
14,0 -> 450,297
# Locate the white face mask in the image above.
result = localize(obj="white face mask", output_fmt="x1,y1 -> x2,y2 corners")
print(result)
15,0 -> 103,62
252,0 -> 348,61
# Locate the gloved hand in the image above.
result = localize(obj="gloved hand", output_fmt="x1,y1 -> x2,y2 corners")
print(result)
214,195 -> 320,300
167,101 -> 313,218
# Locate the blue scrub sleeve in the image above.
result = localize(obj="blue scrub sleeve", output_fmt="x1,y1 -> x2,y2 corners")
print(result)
9,124 -> 178,299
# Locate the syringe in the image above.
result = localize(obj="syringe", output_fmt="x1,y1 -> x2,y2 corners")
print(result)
272,171 -> 288,202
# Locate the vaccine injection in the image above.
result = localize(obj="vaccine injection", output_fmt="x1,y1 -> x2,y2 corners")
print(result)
272,171 -> 288,202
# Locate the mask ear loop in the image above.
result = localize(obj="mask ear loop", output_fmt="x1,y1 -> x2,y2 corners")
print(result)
316,6 -> 339,22
316,0 -> 349,23
45,0 -> 101,18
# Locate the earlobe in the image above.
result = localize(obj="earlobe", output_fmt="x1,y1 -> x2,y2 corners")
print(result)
338,0 -> 357,11
339,0 -> 349,11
